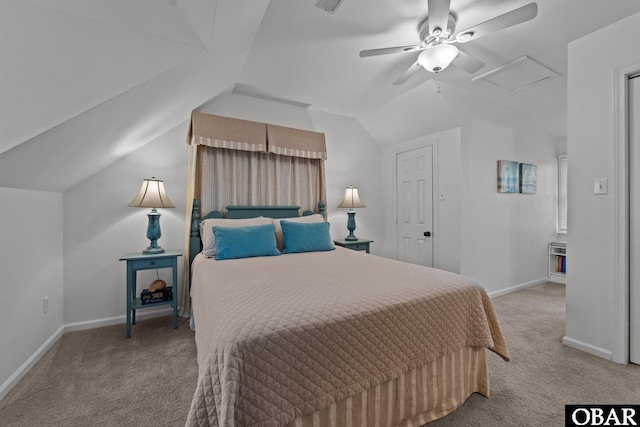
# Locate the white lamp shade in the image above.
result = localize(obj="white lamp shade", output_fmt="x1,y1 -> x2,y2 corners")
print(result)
128,178 -> 175,208
418,44 -> 459,73
338,186 -> 366,209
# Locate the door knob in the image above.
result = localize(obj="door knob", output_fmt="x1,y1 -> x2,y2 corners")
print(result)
424,231 -> 431,237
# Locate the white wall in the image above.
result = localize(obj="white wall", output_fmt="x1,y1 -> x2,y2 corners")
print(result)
0,187 -> 63,395
381,128 -> 462,270
445,87 -> 558,295
566,11 -> 640,360
62,92 -> 384,326
308,110 -> 384,253
381,87 -> 558,294
63,124 -> 188,325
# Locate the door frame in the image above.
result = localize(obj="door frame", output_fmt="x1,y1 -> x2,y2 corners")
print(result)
613,62 -> 640,364
393,142 -> 438,265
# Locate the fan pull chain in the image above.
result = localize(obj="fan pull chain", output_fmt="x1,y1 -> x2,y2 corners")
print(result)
436,76 -> 441,94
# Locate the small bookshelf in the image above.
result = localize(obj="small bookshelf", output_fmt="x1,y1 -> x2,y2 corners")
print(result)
548,241 -> 566,284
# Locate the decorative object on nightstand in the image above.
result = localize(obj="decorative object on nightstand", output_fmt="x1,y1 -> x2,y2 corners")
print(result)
148,276 -> 166,292
333,238 -> 373,254
337,185 -> 366,241
128,177 -> 175,254
119,250 -> 182,338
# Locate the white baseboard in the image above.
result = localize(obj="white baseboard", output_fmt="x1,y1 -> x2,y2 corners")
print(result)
562,335 -> 613,361
64,306 -> 173,333
0,325 -> 65,401
1,307 -> 175,401
487,277 -> 549,299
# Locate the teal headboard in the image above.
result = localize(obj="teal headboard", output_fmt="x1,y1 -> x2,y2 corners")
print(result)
188,200 -> 326,264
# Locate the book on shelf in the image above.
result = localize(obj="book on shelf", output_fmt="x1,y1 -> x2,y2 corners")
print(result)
140,286 -> 173,305
554,255 -> 566,273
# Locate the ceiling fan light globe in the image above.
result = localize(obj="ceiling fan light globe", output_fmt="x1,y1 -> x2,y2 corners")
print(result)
418,44 -> 459,73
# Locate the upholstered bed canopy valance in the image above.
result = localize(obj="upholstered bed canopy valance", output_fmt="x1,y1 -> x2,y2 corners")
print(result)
265,123 -> 327,159
186,111 -> 327,160
180,110 -> 328,318
186,112 -> 266,152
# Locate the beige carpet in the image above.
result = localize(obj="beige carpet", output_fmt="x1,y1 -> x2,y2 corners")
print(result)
1,283 -> 640,426
0,317 -> 198,427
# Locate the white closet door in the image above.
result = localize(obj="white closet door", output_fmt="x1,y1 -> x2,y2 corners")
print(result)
630,74 -> 640,364
396,146 -> 434,267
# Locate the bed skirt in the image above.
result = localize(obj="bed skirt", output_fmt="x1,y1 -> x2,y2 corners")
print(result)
285,346 -> 488,427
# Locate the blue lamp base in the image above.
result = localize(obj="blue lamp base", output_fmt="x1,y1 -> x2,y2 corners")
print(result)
345,210 -> 358,241
143,208 -> 165,254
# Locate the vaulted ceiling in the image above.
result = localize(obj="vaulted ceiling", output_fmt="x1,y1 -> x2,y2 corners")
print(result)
2,0 -> 640,191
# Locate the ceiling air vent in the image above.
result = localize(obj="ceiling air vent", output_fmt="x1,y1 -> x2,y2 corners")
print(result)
316,0 -> 344,14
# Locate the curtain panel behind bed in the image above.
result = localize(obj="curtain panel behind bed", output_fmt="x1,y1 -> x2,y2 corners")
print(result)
179,112 -> 327,317
196,147 -> 326,215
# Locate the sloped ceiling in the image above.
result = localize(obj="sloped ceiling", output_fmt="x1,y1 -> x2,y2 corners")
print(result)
1,0 -> 640,191
26,0 -> 217,49
0,0 -> 203,155
0,0 -> 270,191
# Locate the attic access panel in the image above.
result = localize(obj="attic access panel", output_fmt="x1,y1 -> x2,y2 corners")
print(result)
472,56 -> 561,92
316,0 -> 344,14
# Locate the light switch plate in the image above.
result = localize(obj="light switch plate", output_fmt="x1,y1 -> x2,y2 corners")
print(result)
594,178 -> 608,195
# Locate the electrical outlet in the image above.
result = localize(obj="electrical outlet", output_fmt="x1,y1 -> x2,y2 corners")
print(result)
43,296 -> 49,314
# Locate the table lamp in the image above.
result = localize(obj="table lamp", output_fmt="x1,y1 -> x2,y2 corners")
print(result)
128,177 -> 175,254
337,185 -> 366,241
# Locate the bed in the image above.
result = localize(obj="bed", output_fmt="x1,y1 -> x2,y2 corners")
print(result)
185,204 -> 509,427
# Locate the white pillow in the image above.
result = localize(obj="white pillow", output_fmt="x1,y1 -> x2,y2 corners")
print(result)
273,214 -> 324,251
200,217 -> 273,258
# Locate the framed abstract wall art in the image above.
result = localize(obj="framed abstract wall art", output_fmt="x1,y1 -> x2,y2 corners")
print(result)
497,160 -> 519,193
519,163 -> 537,194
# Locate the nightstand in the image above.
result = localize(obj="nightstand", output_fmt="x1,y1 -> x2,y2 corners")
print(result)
119,250 -> 182,338
333,239 -> 373,254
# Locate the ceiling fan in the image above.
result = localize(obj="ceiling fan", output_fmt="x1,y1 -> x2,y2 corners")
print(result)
359,0 -> 538,85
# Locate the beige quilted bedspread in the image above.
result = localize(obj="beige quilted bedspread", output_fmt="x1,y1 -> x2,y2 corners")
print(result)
186,247 -> 509,427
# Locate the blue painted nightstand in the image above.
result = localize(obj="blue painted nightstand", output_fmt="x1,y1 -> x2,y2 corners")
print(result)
333,239 -> 373,254
119,250 -> 182,338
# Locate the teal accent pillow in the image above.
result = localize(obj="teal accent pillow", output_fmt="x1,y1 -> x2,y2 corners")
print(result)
212,224 -> 280,260
281,221 -> 335,254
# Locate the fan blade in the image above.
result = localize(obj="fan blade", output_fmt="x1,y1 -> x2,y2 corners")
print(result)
456,2 -> 538,43
428,0 -> 451,36
360,45 -> 423,58
451,49 -> 485,74
393,61 -> 427,85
